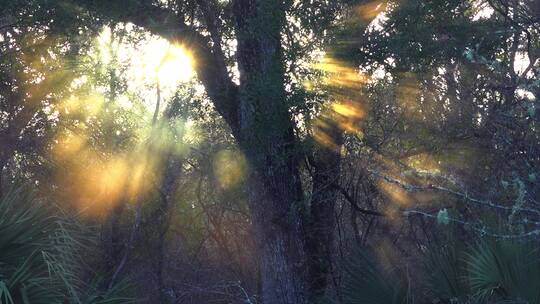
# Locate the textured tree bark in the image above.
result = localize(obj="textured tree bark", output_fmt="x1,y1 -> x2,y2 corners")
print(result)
102,200 -> 126,288
0,157 -> 6,199
307,121 -> 343,302
0,142 -> 18,199
0,136 -> 17,199
232,0 -> 312,302
152,152 -> 183,303
247,162 -> 308,304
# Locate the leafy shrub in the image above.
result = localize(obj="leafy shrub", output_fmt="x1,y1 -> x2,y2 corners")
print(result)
425,242 -> 470,302
466,240 -> 540,303
342,246 -> 413,304
343,238 -> 540,304
0,184 -> 134,304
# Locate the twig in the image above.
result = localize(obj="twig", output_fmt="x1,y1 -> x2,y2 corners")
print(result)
369,170 -> 540,216
404,210 -> 540,239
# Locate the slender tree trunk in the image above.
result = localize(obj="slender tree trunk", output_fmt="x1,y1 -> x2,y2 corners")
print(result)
153,153 -> 182,303
307,129 -> 342,302
102,201 -> 126,287
0,157 -> 6,199
0,146 -> 15,199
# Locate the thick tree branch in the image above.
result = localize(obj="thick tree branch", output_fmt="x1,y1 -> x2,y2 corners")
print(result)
334,184 -> 385,217
82,1 -> 240,134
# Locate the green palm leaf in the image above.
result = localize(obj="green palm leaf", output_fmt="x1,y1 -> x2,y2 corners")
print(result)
466,239 -> 540,304
342,246 -> 413,304
0,183 -> 135,304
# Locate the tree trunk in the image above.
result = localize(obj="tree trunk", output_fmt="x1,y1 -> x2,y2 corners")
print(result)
247,160 -> 308,304
151,153 -> 183,303
0,144 -> 15,199
0,157 -> 6,199
102,200 -> 126,287
307,123 -> 343,302
232,0 -> 312,302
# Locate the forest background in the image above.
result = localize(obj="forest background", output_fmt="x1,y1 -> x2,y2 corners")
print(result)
0,0 -> 539,303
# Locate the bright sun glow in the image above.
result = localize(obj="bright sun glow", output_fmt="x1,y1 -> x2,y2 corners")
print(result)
143,40 -> 195,87
96,27 -> 195,102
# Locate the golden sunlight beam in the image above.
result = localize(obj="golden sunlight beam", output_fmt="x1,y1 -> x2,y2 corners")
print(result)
213,149 -> 248,190
311,57 -> 368,149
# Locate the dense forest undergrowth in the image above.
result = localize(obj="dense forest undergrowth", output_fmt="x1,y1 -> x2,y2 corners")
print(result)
0,0 -> 539,303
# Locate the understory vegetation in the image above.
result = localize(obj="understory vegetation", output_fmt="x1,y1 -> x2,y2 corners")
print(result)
344,235 -> 540,304
0,185 -> 134,303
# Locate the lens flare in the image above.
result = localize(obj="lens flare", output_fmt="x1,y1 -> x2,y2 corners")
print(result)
213,149 -> 248,190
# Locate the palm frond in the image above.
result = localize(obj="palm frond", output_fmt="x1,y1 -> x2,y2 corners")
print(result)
425,240 -> 470,302
0,183 -> 135,304
466,239 -> 540,304
342,246 -> 413,304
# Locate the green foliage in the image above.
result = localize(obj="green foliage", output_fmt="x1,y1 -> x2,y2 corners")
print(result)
0,185 -> 64,303
342,246 -> 413,304
0,184 -> 135,304
354,0 -> 507,70
344,238 -> 540,304
425,242 -> 470,302
466,240 -> 540,303
78,278 -> 135,304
